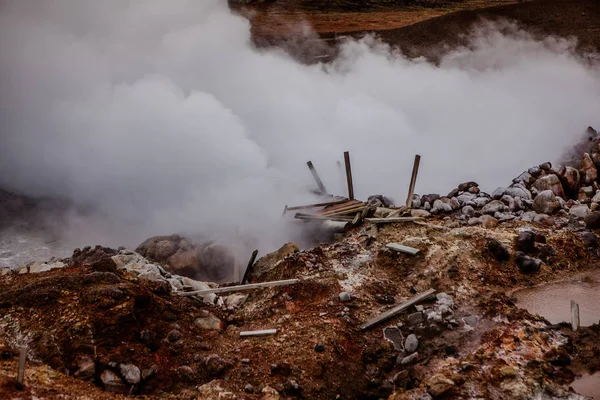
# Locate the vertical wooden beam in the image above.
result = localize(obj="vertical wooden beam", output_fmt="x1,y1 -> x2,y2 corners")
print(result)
17,346 -> 27,389
571,300 -> 580,331
306,161 -> 328,194
344,151 -> 354,200
241,249 -> 259,285
405,154 -> 421,209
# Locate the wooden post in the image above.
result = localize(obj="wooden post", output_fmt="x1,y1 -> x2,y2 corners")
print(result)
571,300 -> 580,331
241,249 -> 259,285
405,155 -> 421,209
307,161 -> 328,194
17,346 -> 26,389
344,151 -> 354,200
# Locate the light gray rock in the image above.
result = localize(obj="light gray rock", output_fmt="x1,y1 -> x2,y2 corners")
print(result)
181,277 -> 217,304
506,185 -> 532,200
399,352 -> 419,365
404,334 -> 419,353
462,205 -> 475,217
339,292 -> 352,302
410,209 -> 431,218
533,190 -> 559,214
592,191 -> 600,203
482,200 -> 505,215
120,364 -> 141,384
467,217 -> 481,226
423,201 -> 431,211
520,211 -> 537,222
513,171 -> 534,185
431,199 -> 453,214
193,312 -> 224,331
494,212 -> 516,222
225,293 -> 248,308
492,187 -> 506,200
534,213 -> 550,223
456,193 -> 477,205
463,315 -> 479,328
73,356 -> 95,380
436,292 -> 454,307
472,197 -> 491,208
138,270 -> 168,283
570,204 -> 590,218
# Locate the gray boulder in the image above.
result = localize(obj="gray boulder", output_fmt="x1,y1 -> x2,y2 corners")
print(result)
532,190 -> 559,214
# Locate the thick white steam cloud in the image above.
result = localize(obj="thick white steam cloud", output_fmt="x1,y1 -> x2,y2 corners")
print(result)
1,0 -> 599,254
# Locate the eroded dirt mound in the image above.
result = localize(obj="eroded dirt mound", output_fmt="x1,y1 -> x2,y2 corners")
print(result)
2,215 -> 600,398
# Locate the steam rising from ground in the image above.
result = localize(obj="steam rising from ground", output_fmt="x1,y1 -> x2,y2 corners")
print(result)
1,0 -> 599,255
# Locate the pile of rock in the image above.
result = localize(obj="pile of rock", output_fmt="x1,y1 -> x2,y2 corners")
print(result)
408,131 -> 600,228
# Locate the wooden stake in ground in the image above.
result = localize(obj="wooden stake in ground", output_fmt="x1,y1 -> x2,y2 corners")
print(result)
571,300 -> 580,331
241,249 -> 259,285
405,154 -> 421,209
307,161 -> 328,195
344,151 -> 354,200
360,289 -> 436,330
17,346 -> 27,389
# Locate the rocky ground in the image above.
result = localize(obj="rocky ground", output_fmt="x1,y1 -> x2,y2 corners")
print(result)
2,125 -> 600,398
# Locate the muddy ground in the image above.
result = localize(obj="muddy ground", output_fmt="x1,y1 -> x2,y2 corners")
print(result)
1,215 -> 599,399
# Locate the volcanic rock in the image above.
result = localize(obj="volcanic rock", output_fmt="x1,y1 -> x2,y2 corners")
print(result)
481,215 -> 498,229
559,166 -> 580,194
194,312 -> 224,331
120,363 -> 141,384
492,187 -> 506,200
516,252 -> 542,274
426,374 -> 455,397
585,212 -> 600,229
458,181 -> 478,192
431,199 -> 453,214
204,354 -> 231,376
484,239 -> 510,262
581,153 -> 598,184
532,190 -> 559,214
505,185 -> 532,200
515,231 -> 536,253
569,204 -> 590,219
101,369 -> 128,394
533,174 -> 565,199
404,334 -> 419,354
248,242 -> 299,282
482,200 -> 505,215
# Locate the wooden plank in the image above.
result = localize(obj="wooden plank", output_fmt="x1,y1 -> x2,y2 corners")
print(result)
571,300 -> 580,331
177,279 -> 299,297
360,289 -> 436,330
17,346 -> 26,388
386,243 -> 420,255
295,213 -> 353,222
307,161 -> 328,194
240,329 -> 277,337
365,217 -> 423,224
286,199 -> 349,211
344,151 -> 354,200
241,249 -> 259,285
352,212 -> 362,225
317,199 -> 362,214
320,205 -> 366,216
405,155 -> 421,209
282,205 -> 288,216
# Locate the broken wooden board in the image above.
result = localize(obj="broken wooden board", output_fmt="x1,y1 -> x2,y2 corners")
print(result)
360,289 -> 436,330
386,243 -> 420,255
295,213 -> 353,222
365,217 -> 422,224
177,279 -> 299,297
286,199 -> 349,211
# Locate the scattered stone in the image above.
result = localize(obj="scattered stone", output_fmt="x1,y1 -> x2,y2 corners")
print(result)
467,217 -> 481,226
463,315 -> 479,328
585,212 -> 600,229
532,190 -> 559,214
404,334 -> 419,354
533,174 -> 565,199
458,181 -> 478,192
194,312 -> 224,331
516,252 -> 542,274
472,197 -> 491,207
579,231 -> 598,247
426,374 -> 455,398
406,312 -> 424,326
225,293 -> 248,308
462,205 -> 475,217
119,364 -> 141,384
481,215 -> 498,229
482,200 -> 505,215
245,383 -> 254,393
339,292 -> 352,302
499,365 -> 518,379
431,199 -> 453,214
560,166 -> 580,194
315,343 -> 325,353
73,356 -> 95,380
398,352 -> 419,365
285,380 -> 301,394
506,185 -> 532,200
581,153 -> 598,184
204,354 -> 231,376
197,380 -> 236,399
383,327 -> 404,351
101,370 -> 128,394
410,209 -> 431,218
515,231 -> 536,253
167,329 -> 182,343
570,204 -> 591,219
484,239 -> 509,262
175,366 -> 196,382
492,187 -> 506,199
